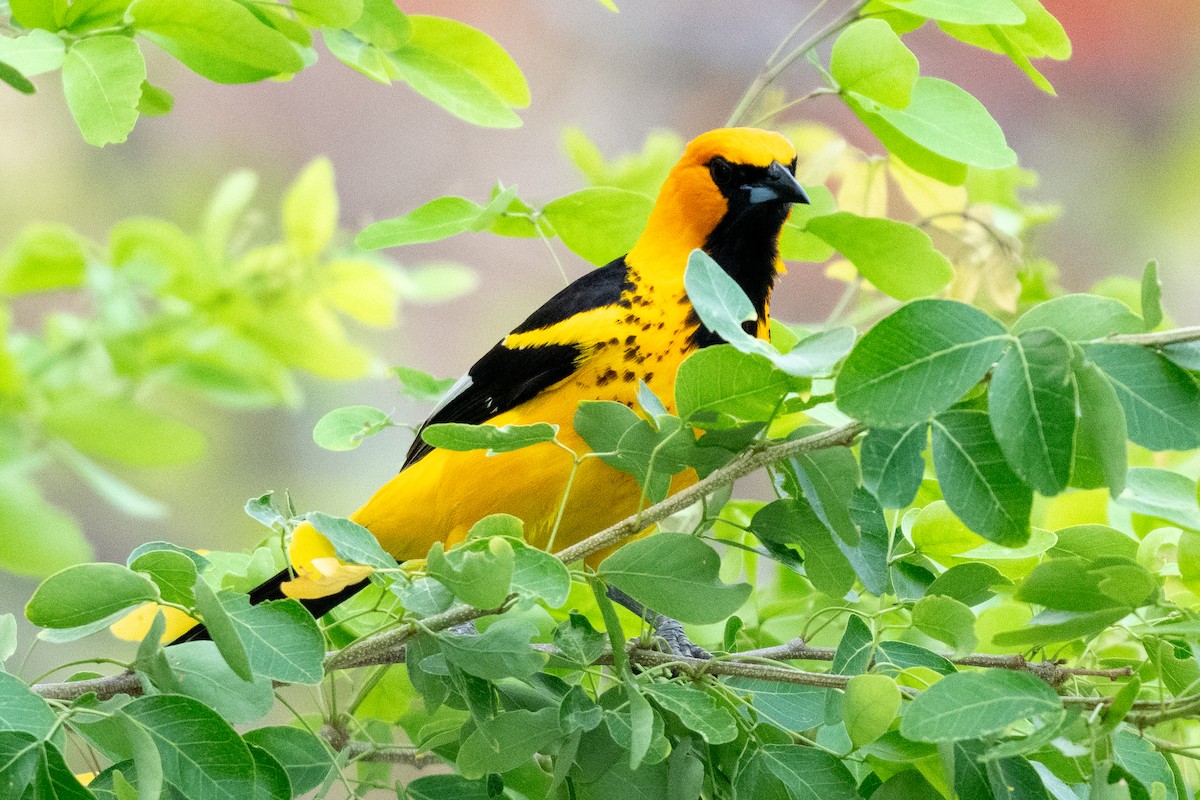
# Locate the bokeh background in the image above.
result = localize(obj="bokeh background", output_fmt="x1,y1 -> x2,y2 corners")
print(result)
2,0 -> 1199,645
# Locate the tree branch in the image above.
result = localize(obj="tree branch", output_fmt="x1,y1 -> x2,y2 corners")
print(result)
553,420 -> 866,565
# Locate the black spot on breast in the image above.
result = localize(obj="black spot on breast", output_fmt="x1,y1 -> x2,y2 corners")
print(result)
597,368 -> 618,387
625,335 -> 636,345
623,347 -> 641,362
644,372 -> 654,382
623,371 -> 636,382
617,298 -> 632,309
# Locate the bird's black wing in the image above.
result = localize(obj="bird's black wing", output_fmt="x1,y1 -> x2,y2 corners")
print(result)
402,257 -> 632,469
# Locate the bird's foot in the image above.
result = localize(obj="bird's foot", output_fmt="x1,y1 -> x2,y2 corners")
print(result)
446,620 -> 479,636
647,616 -> 711,660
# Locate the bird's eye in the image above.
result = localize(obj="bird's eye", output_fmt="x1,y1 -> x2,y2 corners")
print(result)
709,157 -> 734,187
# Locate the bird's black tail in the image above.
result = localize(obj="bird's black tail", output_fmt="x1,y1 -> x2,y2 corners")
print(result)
169,568 -> 372,645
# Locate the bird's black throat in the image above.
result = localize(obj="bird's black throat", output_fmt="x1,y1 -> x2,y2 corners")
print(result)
689,195 -> 790,348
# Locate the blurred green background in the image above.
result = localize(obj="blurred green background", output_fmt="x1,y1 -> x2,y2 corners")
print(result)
1,0 -> 1198,638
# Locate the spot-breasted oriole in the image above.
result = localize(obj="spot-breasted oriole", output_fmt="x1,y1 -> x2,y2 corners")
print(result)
174,127 -> 809,651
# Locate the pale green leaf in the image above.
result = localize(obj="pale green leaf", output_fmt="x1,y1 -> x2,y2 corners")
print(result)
542,187 -> 653,266
807,212 -> 954,300
357,196 -> 484,249
831,18 -> 919,109
129,0 -> 304,83
901,669 -> 1061,742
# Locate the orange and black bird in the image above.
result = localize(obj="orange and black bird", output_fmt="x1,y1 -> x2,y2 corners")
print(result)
175,127 -> 809,654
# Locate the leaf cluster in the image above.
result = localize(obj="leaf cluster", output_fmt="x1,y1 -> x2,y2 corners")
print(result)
0,0 -> 530,144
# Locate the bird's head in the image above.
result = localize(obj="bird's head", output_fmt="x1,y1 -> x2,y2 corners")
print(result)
630,127 -> 810,310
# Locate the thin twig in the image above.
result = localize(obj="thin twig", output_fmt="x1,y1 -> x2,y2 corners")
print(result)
1102,325 -> 1200,347
553,421 -> 865,565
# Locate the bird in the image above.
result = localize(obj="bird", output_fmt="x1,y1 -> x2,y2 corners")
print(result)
172,127 -> 810,655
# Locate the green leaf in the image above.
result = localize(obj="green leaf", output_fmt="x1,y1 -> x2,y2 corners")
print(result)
1070,357 -> 1128,495
831,18 -> 919,109
987,327 -> 1076,495
426,537 -> 513,609
405,15 -> 528,107
542,187 -> 653,266
242,727 -> 333,797
1018,555 -> 1155,611
878,0 -> 1025,24
0,478 -> 91,578
0,731 -> 40,798
992,607 -> 1126,648
406,775 -> 492,800
122,695 -> 257,800
875,640 -> 956,675
643,683 -> 737,744
752,498 -> 855,597
1140,260 -> 1163,330
1084,343 -> 1200,451
836,299 -> 1008,427
456,708 -> 561,780
574,401 -> 695,503
789,441 -> 862,545
292,0 -> 361,26
45,396 -> 206,466
357,196 -> 484,249
509,540 -> 571,607
347,0 -> 410,49
322,27 -> 398,84
0,60 -> 35,93
932,409 -> 1032,546
598,532 -> 751,625
1011,294 -> 1144,340
725,677 -> 828,730
420,421 -> 557,456
247,743 -> 290,800
901,669 -> 1061,742
847,77 -> 1015,176
128,0 -> 304,83
844,673 -> 901,748
224,597 -> 325,684
844,92 -> 966,184
926,562 -> 1010,606
439,617 -> 546,680
939,0 -> 1071,61
306,511 -> 398,569
0,223 -> 87,294
1051,524 -> 1138,562
192,580 -> 252,682
283,156 -> 337,257
129,549 -> 196,606
161,642 -> 274,724
25,563 -> 158,629
61,35 -> 145,146
1116,467 -> 1200,530
806,213 -> 954,301
1113,729 -> 1179,800
0,672 -> 58,740
312,405 -> 392,451
392,365 -> 457,402
552,613 -> 607,667
912,594 -> 977,655
0,30 -> 66,76
675,345 -> 795,426
860,422 -> 927,508
758,744 -> 860,800
390,36 -> 521,128
685,250 -> 853,376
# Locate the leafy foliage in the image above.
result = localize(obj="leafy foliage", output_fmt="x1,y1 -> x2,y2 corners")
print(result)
1,1 -> 530,143
0,159 -> 473,575
5,1 -> 1200,799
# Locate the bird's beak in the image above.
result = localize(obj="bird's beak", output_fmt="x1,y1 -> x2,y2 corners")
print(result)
746,160 -> 810,206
